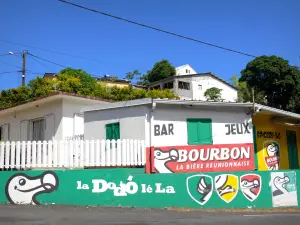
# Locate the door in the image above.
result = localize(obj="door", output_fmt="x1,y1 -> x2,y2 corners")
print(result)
286,130 -> 299,169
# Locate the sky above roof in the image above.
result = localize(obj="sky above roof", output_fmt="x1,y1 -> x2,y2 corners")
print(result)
0,0 -> 299,90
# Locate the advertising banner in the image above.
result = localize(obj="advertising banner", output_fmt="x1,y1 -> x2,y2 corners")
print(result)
147,143 -> 255,173
0,168 -> 277,209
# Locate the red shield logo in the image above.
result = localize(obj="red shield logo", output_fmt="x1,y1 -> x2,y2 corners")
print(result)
240,174 -> 261,202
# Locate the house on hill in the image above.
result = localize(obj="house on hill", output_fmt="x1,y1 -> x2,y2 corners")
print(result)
0,92 -> 111,142
149,64 -> 238,102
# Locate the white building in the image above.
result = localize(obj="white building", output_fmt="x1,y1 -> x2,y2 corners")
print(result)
0,92 -> 111,142
149,64 -> 238,102
83,98 -> 254,147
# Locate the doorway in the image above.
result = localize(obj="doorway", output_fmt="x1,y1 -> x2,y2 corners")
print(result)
286,130 -> 299,169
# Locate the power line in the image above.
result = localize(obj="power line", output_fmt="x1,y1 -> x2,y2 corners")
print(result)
28,54 -> 53,70
58,0 -> 257,58
0,39 -> 105,64
0,59 -> 22,69
0,71 -> 20,75
27,53 -> 65,68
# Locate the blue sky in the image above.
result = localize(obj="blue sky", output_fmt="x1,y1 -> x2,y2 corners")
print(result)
0,0 -> 299,90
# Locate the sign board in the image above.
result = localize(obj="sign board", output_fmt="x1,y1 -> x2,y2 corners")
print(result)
146,143 -> 255,173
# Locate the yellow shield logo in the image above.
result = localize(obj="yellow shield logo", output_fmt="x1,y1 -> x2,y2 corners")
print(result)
215,174 -> 239,203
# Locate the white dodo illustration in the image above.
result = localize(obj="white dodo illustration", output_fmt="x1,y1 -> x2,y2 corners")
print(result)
154,148 -> 179,173
266,143 -> 279,170
272,175 -> 289,196
5,171 -> 59,205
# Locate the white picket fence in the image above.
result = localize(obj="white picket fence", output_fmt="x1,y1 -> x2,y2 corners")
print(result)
0,139 -> 146,170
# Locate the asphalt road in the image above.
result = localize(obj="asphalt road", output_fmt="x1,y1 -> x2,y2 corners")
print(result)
0,205 -> 299,225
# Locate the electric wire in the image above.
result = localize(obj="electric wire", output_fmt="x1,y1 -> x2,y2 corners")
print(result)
0,39 -> 105,64
27,53 -> 65,68
58,0 -> 257,58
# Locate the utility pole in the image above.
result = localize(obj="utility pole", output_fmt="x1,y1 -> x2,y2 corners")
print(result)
22,50 -> 27,86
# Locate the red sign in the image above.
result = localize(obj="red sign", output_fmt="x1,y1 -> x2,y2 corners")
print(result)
146,143 -> 255,173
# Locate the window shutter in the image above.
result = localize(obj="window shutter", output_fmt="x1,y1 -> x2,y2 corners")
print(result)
2,124 -> 9,141
198,119 -> 212,144
106,124 -> 112,140
187,119 -> 199,145
45,114 -> 55,141
20,120 -> 28,141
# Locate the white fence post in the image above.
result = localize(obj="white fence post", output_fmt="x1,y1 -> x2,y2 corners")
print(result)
0,142 -> 4,169
0,139 -> 146,170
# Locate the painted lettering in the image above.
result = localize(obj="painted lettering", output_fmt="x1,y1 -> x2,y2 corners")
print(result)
225,122 -> 250,135
153,124 -> 174,136
257,131 -> 281,139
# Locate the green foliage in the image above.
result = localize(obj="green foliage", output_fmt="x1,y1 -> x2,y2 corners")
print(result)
147,59 -> 176,83
204,87 -> 222,101
0,67 -> 178,110
240,55 -> 300,111
0,86 -> 32,109
125,70 -> 141,82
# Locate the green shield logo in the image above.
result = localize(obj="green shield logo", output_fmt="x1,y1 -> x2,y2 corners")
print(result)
186,174 -> 213,205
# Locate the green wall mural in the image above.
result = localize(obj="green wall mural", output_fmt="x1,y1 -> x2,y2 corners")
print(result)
0,168 -> 299,209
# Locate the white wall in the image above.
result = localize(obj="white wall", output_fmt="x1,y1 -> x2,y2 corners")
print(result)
149,105 -> 253,147
192,76 -> 237,102
62,99 -> 108,140
0,99 -> 63,141
176,65 -> 197,76
84,105 -> 148,141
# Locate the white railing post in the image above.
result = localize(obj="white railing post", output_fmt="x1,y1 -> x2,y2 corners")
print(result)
26,141 -> 31,168
130,139 -> 134,166
85,140 -> 90,167
37,141 -> 42,168
95,140 -> 100,167
32,141 -> 37,168
111,139 -> 116,166
10,141 -> 16,169
106,140 -> 111,166
133,139 -> 138,165
42,140 -> 47,168
116,139 -> 121,166
69,140 -> 74,168
121,139 -> 126,166
64,140 -> 69,168
100,140 -> 106,166
15,141 -> 21,169
48,140 -> 53,168
21,141 -> 26,169
80,140 -> 84,168
4,142 -> 10,169
59,140 -> 64,167
0,142 -> 4,169
90,140 -> 95,167
74,139 -> 79,167
126,139 -> 130,166
53,140 -> 58,168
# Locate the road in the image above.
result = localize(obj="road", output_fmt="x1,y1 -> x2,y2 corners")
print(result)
0,205 -> 299,225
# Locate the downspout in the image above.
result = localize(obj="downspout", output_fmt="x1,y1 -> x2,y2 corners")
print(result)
149,98 -> 156,150
148,98 -> 156,173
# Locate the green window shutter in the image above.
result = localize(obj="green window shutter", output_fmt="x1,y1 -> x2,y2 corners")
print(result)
187,118 -> 212,145
112,123 -> 120,140
198,119 -> 212,144
187,119 -> 200,145
106,123 -> 120,140
106,124 -> 113,140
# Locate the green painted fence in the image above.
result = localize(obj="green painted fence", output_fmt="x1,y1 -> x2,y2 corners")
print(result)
0,168 -> 299,209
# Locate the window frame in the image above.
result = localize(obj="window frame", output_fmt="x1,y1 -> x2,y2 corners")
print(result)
187,118 -> 213,145
105,122 -> 120,141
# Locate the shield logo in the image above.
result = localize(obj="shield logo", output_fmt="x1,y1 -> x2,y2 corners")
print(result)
240,174 -> 261,202
186,175 -> 213,205
215,174 -> 238,203
263,140 -> 280,170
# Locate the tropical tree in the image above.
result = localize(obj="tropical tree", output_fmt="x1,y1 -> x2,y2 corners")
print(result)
240,55 -> 300,112
147,59 -> 176,83
204,87 -> 222,101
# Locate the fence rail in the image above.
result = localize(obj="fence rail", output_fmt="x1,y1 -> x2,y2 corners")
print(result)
0,139 -> 146,170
